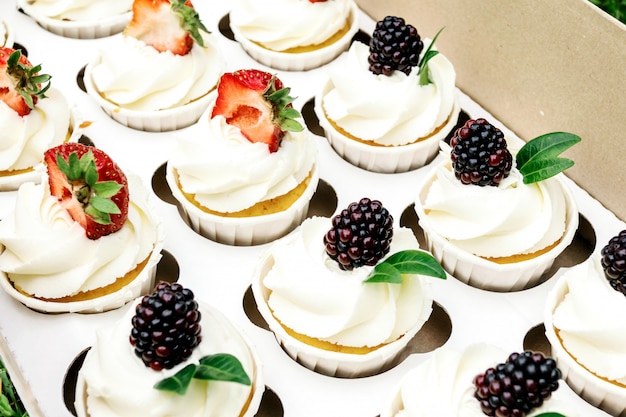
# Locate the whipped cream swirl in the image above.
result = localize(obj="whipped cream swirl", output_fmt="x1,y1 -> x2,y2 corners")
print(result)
383,344 -> 581,417
229,0 -> 353,51
169,113 -> 317,213
90,34 -> 222,111
322,40 -> 457,146
263,216 -> 433,347
19,0 -> 131,21
552,257 -> 626,384
0,174 -> 159,299
420,145 -> 568,258
80,301 -> 258,417
0,88 -> 71,172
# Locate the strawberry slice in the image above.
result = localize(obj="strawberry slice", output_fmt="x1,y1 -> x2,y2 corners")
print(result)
211,69 -> 304,152
0,47 -> 50,117
44,143 -> 130,240
124,0 -> 209,56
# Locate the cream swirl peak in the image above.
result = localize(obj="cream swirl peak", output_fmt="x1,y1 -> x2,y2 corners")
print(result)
90,33 -> 221,111
552,257 -> 626,385
0,173 -> 158,299
170,113 -> 316,213
263,216 -> 433,347
0,88 -> 71,172
229,0 -> 353,51
322,40 -> 457,146
18,0 -> 131,21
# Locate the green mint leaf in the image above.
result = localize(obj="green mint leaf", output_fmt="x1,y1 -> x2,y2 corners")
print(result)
154,364 -> 196,395
89,196 -> 121,215
516,132 -> 581,184
535,413 -> 566,417
364,249 -> 446,283
418,26 -> 445,86
196,354 -> 251,386
92,181 -> 123,198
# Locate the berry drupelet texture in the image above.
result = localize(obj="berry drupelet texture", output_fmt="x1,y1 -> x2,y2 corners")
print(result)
130,282 -> 202,371
601,229 -> 626,295
324,198 -> 393,271
450,118 -> 513,187
368,16 -> 423,76
473,351 -> 561,417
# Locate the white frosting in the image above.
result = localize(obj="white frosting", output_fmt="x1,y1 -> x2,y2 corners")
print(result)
90,33 -> 222,111
19,0 -> 131,21
0,88 -> 71,172
421,145 -> 567,258
322,40 -> 457,146
553,257 -> 626,384
263,216 -> 433,348
229,0 -> 353,51
80,300 -> 257,417
0,174 -> 159,299
385,344 -> 580,417
169,113 -> 317,213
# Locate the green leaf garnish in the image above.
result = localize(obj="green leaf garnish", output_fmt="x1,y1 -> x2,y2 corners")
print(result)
364,249 -> 446,283
171,0 -> 210,47
6,50 -> 51,110
154,354 -> 251,396
516,132 -> 581,184
418,26 -> 445,86
535,413 -> 566,417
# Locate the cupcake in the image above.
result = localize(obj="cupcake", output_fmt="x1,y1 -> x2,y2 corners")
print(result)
1,19 -> 14,47
544,230 -> 626,417
83,0 -> 222,131
252,198 -> 446,378
229,0 -> 359,71
75,282 -> 264,417
0,143 -> 164,313
314,16 -> 459,173
0,47 -> 81,191
16,0 -> 132,39
166,69 -> 319,246
380,344 -> 584,417
414,118 -> 580,291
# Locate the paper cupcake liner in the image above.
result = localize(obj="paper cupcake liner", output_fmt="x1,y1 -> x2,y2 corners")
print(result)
166,161 -> 319,246
545,275 -> 626,417
251,249 -> 434,378
414,171 -> 579,292
17,0 -> 131,39
74,303 -> 265,417
83,56 -> 214,132
314,79 -> 461,173
0,101 -> 83,192
230,2 -> 359,71
1,20 -> 14,47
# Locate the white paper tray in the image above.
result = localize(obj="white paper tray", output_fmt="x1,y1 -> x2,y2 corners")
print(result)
0,1 -> 622,416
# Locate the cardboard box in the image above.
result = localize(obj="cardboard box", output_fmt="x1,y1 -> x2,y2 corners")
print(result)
0,1 -> 624,417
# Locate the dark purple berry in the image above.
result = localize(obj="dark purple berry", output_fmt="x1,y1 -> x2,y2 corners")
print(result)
450,118 -> 513,187
323,198 -> 393,271
601,230 -> 626,295
129,282 -> 202,370
368,16 -> 423,76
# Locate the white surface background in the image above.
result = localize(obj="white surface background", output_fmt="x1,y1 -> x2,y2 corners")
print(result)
0,1 -> 622,416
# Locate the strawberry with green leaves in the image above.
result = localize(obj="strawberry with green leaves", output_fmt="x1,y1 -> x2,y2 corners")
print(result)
0,47 -> 50,117
124,0 -> 209,56
44,143 -> 129,240
211,69 -> 304,152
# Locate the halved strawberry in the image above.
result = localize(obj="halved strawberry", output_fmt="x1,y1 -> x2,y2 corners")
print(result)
124,0 -> 209,56
44,143 -> 130,240
0,47 -> 50,117
211,69 -> 304,152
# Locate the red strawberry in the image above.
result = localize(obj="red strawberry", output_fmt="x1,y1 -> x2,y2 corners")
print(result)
211,69 -> 304,152
44,143 -> 130,240
309,0 -> 328,2
124,0 -> 209,56
0,47 -> 50,117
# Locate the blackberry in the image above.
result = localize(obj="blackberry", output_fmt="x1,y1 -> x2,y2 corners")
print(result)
601,230 -> 626,295
323,198 -> 393,271
450,118 -> 513,187
368,16 -> 423,76
474,351 -> 561,417
130,282 -> 202,371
